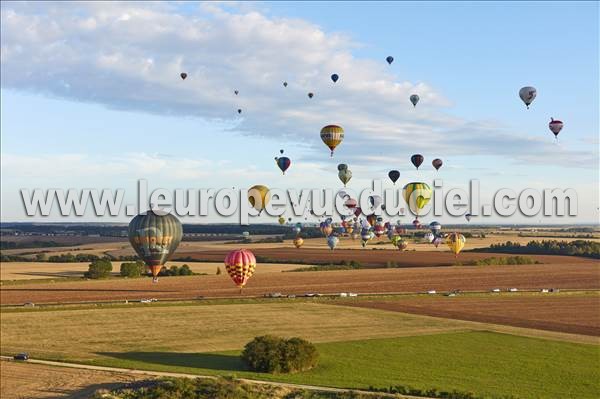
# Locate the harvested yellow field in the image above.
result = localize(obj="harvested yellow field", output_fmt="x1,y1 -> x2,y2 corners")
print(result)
0,261 -> 307,281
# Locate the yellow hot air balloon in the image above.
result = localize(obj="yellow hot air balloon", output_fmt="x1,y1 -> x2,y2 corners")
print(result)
278,216 -> 286,225
402,182 -> 432,218
320,125 -> 344,157
248,185 -> 270,214
293,236 -> 304,248
446,232 -> 466,257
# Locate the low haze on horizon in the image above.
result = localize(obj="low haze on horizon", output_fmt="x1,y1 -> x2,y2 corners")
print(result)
1,1 -> 598,224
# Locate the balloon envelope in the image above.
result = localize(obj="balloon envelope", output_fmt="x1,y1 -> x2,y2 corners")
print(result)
519,86 -> 537,109
128,210 -> 183,282
224,249 -> 257,288
549,118 -> 564,137
403,182 -> 432,217
432,159 -> 443,171
446,233 -> 466,256
388,170 -> 400,184
248,185 -> 270,213
331,73 -> 339,83
338,169 -> 352,187
327,235 -> 339,250
386,56 -> 394,65
411,154 -> 424,169
275,156 -> 291,174
180,73 -> 187,80
410,94 -> 420,107
320,125 -> 344,157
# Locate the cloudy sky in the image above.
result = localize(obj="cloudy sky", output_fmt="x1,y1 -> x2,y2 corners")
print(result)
1,1 -> 598,224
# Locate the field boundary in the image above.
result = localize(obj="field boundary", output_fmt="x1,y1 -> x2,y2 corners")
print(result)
0,356 -> 432,399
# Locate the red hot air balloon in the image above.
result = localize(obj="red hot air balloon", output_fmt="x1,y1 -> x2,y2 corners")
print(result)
224,249 -> 257,292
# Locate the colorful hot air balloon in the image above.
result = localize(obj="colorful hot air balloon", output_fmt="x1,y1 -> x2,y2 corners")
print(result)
308,92 -> 314,98
388,170 -> 400,184
278,216 -> 286,225
403,182 -> 432,218
410,94 -> 420,107
360,229 -> 372,248
248,185 -> 270,214
366,214 -> 377,227
320,125 -> 344,157
390,235 -> 401,247
180,72 -> 187,80
446,232 -> 466,257
519,86 -> 537,109
345,198 -> 358,209
396,239 -> 408,251
374,223 -> 386,238
320,221 -> 333,237
386,56 -> 394,65
338,168 -> 352,187
275,156 -> 291,174
331,74 -> 339,83
128,210 -> 183,283
224,249 -> 256,292
411,154 -> 424,169
327,235 -> 339,250
549,118 -> 563,139
293,236 -> 304,248
432,159 -> 443,171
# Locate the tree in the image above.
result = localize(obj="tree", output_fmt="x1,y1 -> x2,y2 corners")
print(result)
84,259 -> 113,279
241,335 -> 318,373
120,261 -> 144,277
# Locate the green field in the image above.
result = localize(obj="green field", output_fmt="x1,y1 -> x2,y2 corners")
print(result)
2,302 -> 599,398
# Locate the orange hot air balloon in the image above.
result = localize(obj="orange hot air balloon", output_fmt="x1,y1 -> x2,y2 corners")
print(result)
224,249 -> 257,292
293,237 -> 304,248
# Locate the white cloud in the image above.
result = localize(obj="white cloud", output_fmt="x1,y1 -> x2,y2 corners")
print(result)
0,1 -> 597,170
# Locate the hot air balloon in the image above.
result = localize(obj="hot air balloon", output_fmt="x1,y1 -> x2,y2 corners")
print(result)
360,229 -> 372,248
388,170 -> 400,184
248,185 -> 270,214
237,109 -> 242,114
293,236 -> 304,248
403,182 -> 432,218
411,154 -> 424,169
432,159 -> 443,171
327,235 -> 339,250
519,86 -> 537,109
234,90 -> 239,95
320,125 -> 344,157
369,195 -> 383,210
224,249 -> 257,292
242,231 -> 250,239
410,94 -> 419,107
308,92 -> 314,98
390,235 -> 401,247
432,236 -> 442,247
396,239 -> 408,251
275,156 -> 291,174
424,232 -> 435,243
465,213 -> 472,222
345,198 -> 358,209
367,214 -> 377,227
180,73 -> 187,80
320,221 -> 333,237
128,210 -> 183,283
412,219 -> 421,229
338,168 -> 352,187
278,216 -> 286,225
429,221 -> 441,233
337,163 -> 348,171
386,56 -> 394,65
446,232 -> 466,257
374,223 -> 386,238
549,118 -> 563,139
331,74 -> 339,83
283,81 -> 288,87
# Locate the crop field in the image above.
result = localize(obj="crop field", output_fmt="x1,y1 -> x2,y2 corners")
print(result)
2,259 -> 597,305
0,261 -> 307,281
340,292 -> 600,336
1,302 -> 598,398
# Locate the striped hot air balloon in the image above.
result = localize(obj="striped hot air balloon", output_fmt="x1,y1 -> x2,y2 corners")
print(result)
224,249 -> 257,292
320,125 -> 344,157
128,210 -> 183,283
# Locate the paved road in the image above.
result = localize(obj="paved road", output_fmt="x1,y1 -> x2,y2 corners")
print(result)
0,356 -> 432,398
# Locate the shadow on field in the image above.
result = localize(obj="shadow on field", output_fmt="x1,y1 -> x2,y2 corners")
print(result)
99,351 -> 246,372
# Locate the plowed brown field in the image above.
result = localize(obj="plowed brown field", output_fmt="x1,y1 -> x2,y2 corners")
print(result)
1,256 -> 598,305
339,295 -> 600,336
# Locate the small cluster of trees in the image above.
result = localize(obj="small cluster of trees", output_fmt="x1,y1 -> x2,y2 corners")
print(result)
241,335 -> 318,374
478,240 -> 599,259
84,260 -> 194,279
158,264 -> 193,277
84,259 -> 113,279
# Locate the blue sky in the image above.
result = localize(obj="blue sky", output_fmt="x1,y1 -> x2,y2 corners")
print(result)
1,1 -> 598,223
